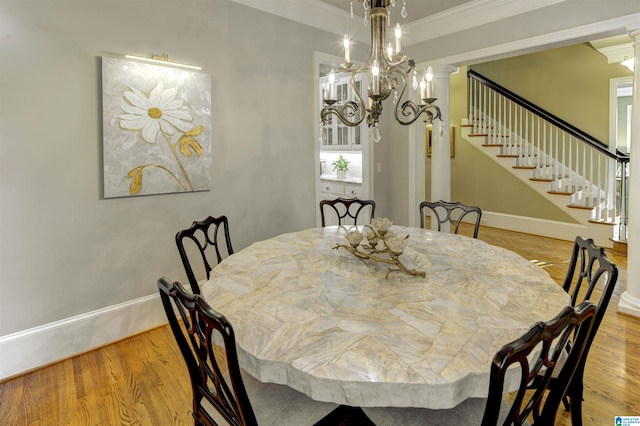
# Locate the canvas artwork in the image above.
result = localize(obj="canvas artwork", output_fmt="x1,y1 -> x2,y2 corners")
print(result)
101,56 -> 211,198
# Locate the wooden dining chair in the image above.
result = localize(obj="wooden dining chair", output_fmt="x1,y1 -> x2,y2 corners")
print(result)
319,197 -> 376,227
553,236 -> 619,425
419,200 -> 482,238
157,277 -> 375,426
175,215 -> 234,294
363,301 -> 597,425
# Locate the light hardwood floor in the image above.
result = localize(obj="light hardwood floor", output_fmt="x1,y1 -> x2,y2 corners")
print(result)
1,226 -> 638,425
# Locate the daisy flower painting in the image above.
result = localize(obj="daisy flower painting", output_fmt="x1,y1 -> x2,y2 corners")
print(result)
101,56 -> 211,197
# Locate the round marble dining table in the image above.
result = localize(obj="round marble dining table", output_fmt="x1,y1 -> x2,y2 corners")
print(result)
200,225 -> 570,409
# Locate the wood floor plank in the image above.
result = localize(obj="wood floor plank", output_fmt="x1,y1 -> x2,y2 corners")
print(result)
0,225 -> 638,425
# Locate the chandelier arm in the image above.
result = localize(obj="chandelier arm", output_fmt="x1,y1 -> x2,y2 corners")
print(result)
392,69 -> 442,126
395,101 -> 440,126
385,62 -> 410,93
387,55 -> 415,71
321,100 -> 366,127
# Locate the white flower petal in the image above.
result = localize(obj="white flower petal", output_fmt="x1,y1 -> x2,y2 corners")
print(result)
364,227 -> 376,240
123,87 -> 150,108
164,99 -> 184,111
120,116 -> 149,130
119,81 -> 199,142
158,119 -> 177,135
385,236 -> 407,254
163,115 -> 192,132
371,217 -> 392,232
164,105 -> 191,116
158,87 -> 178,108
120,102 -> 147,115
346,229 -> 364,246
148,81 -> 164,105
141,120 -> 160,143
164,111 -> 193,125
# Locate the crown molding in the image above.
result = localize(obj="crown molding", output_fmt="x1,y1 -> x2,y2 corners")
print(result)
594,43 -> 634,64
427,12 -> 640,68
232,0 -> 566,46
403,0 -> 566,45
230,0 -> 368,42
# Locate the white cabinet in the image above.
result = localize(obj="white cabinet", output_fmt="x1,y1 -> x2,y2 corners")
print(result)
344,183 -> 363,198
320,181 -> 345,196
319,71 -> 366,150
319,181 -> 363,200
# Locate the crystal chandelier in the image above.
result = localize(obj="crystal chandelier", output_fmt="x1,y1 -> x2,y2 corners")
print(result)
321,0 -> 441,142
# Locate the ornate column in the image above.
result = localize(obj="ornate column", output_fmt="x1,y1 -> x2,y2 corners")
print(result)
429,65 -> 458,232
619,25 -> 640,318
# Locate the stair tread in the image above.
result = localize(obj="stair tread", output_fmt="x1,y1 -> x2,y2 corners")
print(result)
469,134 -> 489,137
482,144 -> 503,147
568,204 -> 595,210
548,191 -> 573,195
589,219 -> 615,226
513,166 -> 536,169
498,155 -> 519,158
531,178 -> 554,182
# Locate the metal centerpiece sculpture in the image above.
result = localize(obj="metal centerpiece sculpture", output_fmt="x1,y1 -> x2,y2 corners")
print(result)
334,217 -> 425,278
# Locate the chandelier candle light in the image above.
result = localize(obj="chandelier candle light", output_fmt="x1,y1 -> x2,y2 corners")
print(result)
321,0 -> 441,143
334,217 -> 426,278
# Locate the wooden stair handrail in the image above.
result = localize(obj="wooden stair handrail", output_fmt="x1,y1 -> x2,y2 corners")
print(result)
468,69 -> 630,163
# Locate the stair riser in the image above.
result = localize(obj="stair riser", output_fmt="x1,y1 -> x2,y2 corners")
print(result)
461,126 -> 614,228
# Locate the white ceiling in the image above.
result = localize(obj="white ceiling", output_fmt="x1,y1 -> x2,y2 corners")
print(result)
317,0 -> 474,24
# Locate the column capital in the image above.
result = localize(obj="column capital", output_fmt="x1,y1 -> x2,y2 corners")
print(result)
628,23 -> 640,40
431,64 -> 459,77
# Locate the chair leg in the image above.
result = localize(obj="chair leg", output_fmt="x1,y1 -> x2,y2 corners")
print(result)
568,382 -> 584,426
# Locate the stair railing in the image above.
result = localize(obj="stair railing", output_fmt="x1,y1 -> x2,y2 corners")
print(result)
468,69 -> 629,241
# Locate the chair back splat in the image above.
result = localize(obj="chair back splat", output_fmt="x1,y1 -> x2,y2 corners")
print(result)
482,301 -> 597,426
176,215 -> 234,294
419,200 -> 482,238
319,197 -> 376,227
558,236 -> 619,425
158,277 -> 257,426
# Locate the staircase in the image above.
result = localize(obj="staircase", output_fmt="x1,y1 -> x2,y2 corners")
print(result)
462,70 -> 629,249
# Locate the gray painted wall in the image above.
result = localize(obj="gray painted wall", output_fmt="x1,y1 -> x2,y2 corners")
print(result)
0,0 -> 338,336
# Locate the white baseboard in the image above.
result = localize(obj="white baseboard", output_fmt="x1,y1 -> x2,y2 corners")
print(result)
0,294 -> 167,380
428,210 -> 612,246
618,291 -> 640,318
479,211 -> 613,247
